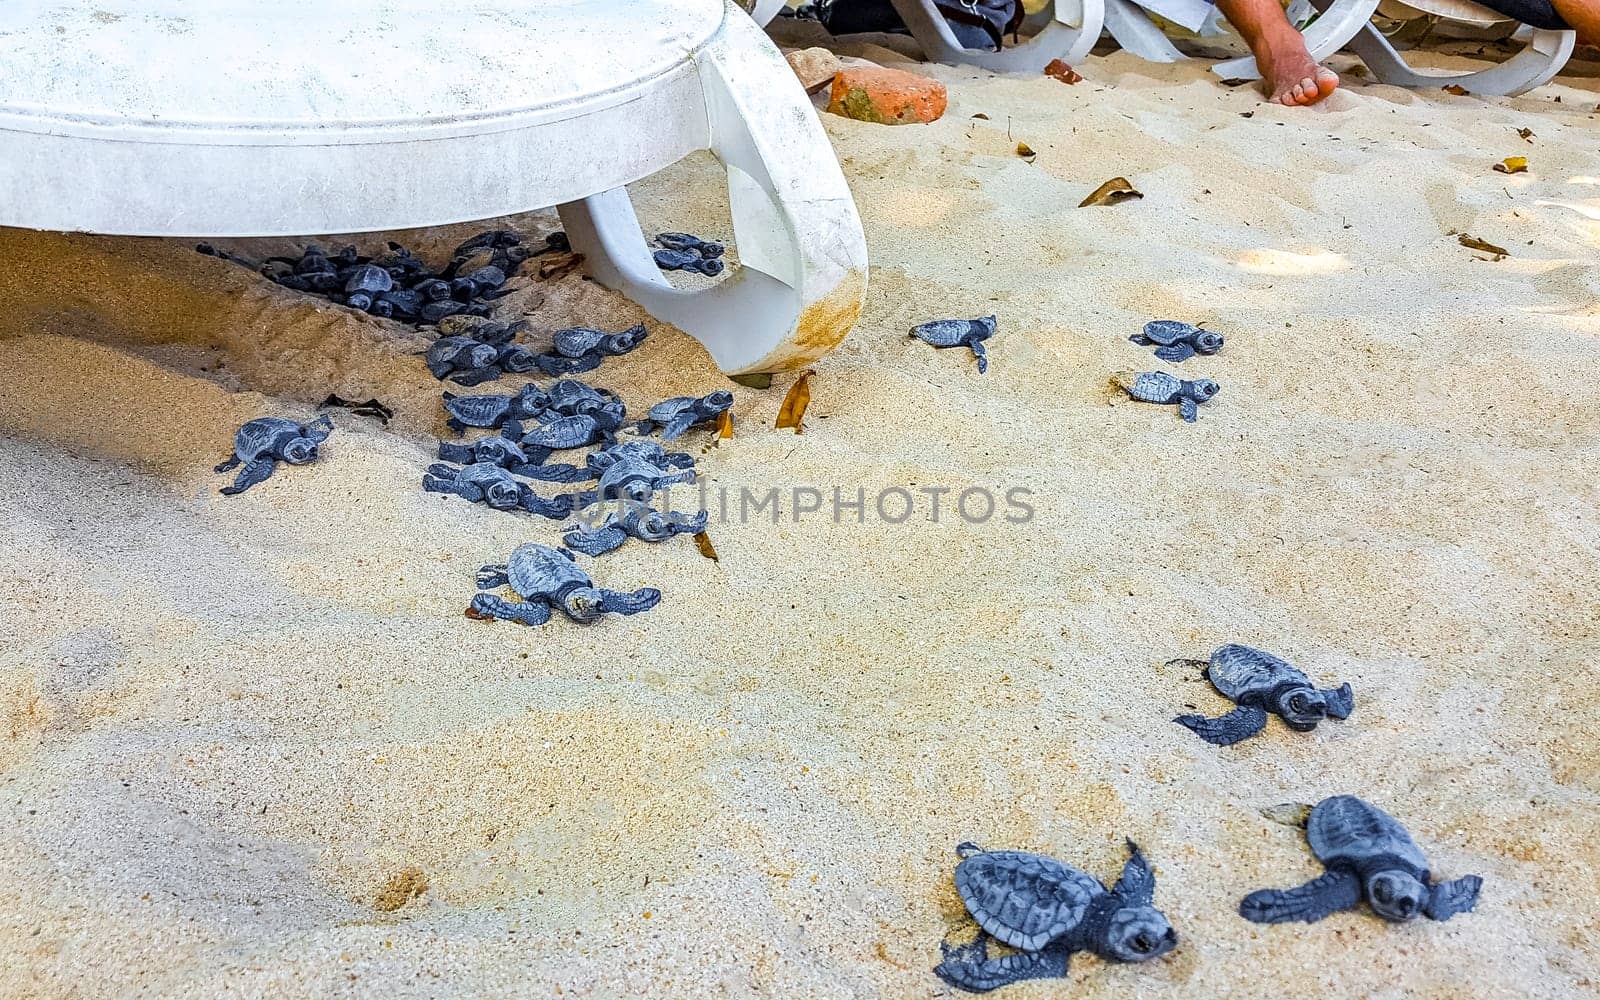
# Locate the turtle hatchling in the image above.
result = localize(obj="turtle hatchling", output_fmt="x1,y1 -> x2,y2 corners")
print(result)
1240,795 -> 1482,926
632,390 -> 734,441
563,505 -> 709,556
436,431 -> 530,470
911,315 -> 997,374
517,413 -> 617,452
422,462 -> 572,518
654,248 -> 724,276
593,454 -> 697,503
1112,371 -> 1219,422
935,840 -> 1177,993
1172,644 -> 1353,746
426,336 -> 503,385
215,415 -> 333,495
469,542 -> 661,626
442,383 -> 551,433
1129,320 -> 1223,363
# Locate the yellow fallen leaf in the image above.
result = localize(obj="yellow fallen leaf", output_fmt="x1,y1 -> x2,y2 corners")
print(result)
775,369 -> 814,433
715,409 -> 734,439
1016,142 -> 1036,161
1079,177 -> 1143,208
693,531 -> 719,561
1493,156 -> 1528,174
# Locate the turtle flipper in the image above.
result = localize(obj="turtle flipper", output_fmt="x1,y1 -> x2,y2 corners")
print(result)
449,367 -> 501,387
660,412 -> 697,441
436,441 -> 475,464
305,414 -> 334,441
934,934 -> 1070,994
221,458 -> 277,495
1321,683 -> 1355,720
476,563 -> 510,589
1423,876 -> 1482,922
1154,342 -> 1196,363
1111,839 -> 1156,906
970,340 -> 988,374
1239,869 -> 1362,924
1174,705 -> 1269,746
1179,397 -> 1199,422
214,453 -> 242,474
520,488 -> 573,520
563,525 -> 628,557
512,461 -> 590,483
595,587 -> 661,616
468,592 -> 552,627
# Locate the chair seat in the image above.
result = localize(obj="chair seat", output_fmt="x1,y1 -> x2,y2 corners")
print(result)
0,0 -> 727,235
2,0 -> 723,138
1376,0 -> 1510,25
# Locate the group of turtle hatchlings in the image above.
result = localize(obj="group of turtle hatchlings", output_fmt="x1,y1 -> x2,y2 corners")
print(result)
934,641 -> 1481,993
205,237 -> 1480,992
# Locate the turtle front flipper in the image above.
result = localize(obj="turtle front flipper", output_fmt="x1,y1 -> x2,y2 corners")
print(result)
214,453 -> 242,474
934,935 -> 1070,994
520,489 -> 573,520
221,458 -> 277,495
436,441 -> 476,464
1154,342 -> 1196,363
1238,869 -> 1361,924
421,473 -> 465,500
1321,683 -> 1355,720
1174,705 -> 1268,746
476,563 -> 510,589
1178,397 -> 1199,422
512,461 -> 591,484
596,587 -> 662,616
1111,840 -> 1156,906
1423,875 -> 1482,922
449,368 -> 502,388
970,339 -> 988,374
468,592 -> 552,627
563,525 -> 628,557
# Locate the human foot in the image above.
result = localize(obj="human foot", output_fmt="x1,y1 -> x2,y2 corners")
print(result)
1257,32 -> 1339,106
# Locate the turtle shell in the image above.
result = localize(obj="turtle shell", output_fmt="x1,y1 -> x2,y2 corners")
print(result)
548,380 -> 606,413
444,393 -> 511,427
523,414 -> 600,449
507,543 -> 589,601
647,397 -> 694,423
1140,320 -> 1197,346
1207,644 -> 1309,703
1116,371 -> 1181,404
954,850 -> 1101,952
234,417 -> 301,462
429,337 -> 496,371
1307,796 -> 1429,879
553,327 -> 608,359
345,263 -> 394,295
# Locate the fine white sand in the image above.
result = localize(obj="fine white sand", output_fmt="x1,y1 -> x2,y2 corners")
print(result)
1,43 -> 1598,1000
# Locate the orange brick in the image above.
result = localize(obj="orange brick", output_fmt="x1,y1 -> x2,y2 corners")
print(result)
826,67 -> 947,125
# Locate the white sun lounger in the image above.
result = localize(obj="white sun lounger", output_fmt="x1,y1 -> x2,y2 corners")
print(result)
772,0 -> 1106,69
1339,0 -> 1576,95
0,0 -> 867,376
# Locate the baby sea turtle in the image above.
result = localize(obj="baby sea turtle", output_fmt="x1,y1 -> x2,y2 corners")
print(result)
1172,644 -> 1353,746
632,390 -> 734,441
1129,320 -> 1223,363
552,323 -> 648,360
936,840 -> 1177,993
1240,795 -> 1482,925
594,454 -> 697,503
655,232 -> 725,258
215,415 -> 333,495
468,543 -> 661,626
426,337 -> 502,385
518,413 -> 617,452
421,462 -> 572,518
654,248 -> 724,276
911,315 -> 997,374
563,505 -> 709,556
590,439 -> 695,475
436,432 -> 530,470
343,263 -> 394,311
442,384 -> 551,433
1112,371 -> 1219,422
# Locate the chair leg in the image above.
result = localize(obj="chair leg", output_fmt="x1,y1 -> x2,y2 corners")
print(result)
888,0 -> 1107,70
559,3 -> 867,376
1211,0 -> 1382,80
1104,0 -> 1190,62
744,0 -> 786,27
1342,16 -> 1574,95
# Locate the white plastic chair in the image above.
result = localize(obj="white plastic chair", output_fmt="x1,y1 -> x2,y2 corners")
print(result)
1209,0 -> 1385,80
0,0 -> 867,376
1339,0 -> 1576,95
790,0 -> 1106,69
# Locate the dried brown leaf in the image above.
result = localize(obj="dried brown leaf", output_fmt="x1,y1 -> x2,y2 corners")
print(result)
1516,126 -> 1534,142
537,252 -> 585,281
1078,177 -> 1143,208
1016,142 -> 1036,160
693,531 -> 719,561
971,112 -> 991,120
1044,59 -> 1082,85
715,409 -> 734,439
775,370 -> 814,432
1443,84 -> 1470,96
1492,155 -> 1528,174
1458,233 -> 1508,257
730,372 -> 773,389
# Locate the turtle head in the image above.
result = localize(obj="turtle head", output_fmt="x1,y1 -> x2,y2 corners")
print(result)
484,480 -> 522,511
281,436 -> 320,465
560,586 -> 607,623
346,292 -> 373,311
468,343 -> 499,369
1273,684 -> 1328,731
702,390 -> 735,414
1366,870 -> 1426,922
1185,379 -> 1221,402
1100,906 -> 1178,963
636,510 -> 672,541
1193,329 -> 1224,355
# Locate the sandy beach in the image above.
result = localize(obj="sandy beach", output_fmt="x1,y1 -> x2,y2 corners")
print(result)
2,38 -> 1599,999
